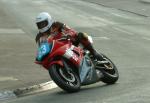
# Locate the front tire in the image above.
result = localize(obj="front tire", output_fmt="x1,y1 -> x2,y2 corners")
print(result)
49,64 -> 81,93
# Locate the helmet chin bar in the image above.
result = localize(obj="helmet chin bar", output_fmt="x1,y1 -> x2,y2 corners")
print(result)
39,23 -> 51,33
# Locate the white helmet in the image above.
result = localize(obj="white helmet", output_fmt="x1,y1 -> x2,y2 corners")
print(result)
36,12 -> 54,33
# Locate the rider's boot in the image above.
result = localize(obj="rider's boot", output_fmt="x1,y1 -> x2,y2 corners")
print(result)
85,44 -> 104,61
78,32 -> 114,72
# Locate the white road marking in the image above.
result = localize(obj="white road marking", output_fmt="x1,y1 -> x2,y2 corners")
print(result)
0,81 -> 58,100
111,13 -> 132,19
31,0 -> 48,5
0,91 -> 16,101
2,0 -> 19,4
13,81 -> 58,96
39,81 -> 58,91
142,37 -> 150,41
0,28 -> 25,34
93,36 -> 110,40
11,1 -> 19,5
124,65 -> 150,69
111,13 -> 125,17
76,14 -> 107,27
113,27 -> 134,35
0,77 -> 18,82
91,16 -> 115,25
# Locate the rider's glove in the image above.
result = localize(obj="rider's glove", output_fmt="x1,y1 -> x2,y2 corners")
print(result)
61,35 -> 71,40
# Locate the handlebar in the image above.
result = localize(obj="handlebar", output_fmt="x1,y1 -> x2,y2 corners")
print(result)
57,35 -> 71,42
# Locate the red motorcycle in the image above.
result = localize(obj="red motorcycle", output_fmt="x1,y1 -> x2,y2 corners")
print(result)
35,36 -> 119,92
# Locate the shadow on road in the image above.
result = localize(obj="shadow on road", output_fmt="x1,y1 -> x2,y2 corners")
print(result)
53,83 -> 119,95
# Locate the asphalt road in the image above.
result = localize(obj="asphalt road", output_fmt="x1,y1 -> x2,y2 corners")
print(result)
0,0 -> 150,103
83,0 -> 150,17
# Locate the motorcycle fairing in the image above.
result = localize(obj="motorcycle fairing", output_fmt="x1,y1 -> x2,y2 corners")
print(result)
36,41 -> 53,61
79,55 -> 99,85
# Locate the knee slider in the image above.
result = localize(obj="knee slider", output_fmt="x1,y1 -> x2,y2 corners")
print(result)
78,32 -> 88,41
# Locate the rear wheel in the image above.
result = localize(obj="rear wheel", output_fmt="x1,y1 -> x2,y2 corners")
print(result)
49,64 -> 80,92
96,54 -> 119,84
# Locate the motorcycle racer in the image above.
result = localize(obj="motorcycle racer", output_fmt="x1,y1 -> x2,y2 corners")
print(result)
35,12 -> 103,60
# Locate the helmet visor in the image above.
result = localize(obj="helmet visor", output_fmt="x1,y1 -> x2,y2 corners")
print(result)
36,20 -> 48,29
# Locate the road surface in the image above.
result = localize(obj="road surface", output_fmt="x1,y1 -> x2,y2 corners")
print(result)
0,0 -> 150,103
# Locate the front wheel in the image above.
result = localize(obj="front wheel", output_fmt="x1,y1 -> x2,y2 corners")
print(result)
49,64 -> 81,93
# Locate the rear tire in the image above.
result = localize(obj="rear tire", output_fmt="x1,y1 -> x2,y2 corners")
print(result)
99,54 -> 119,84
49,64 -> 81,93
